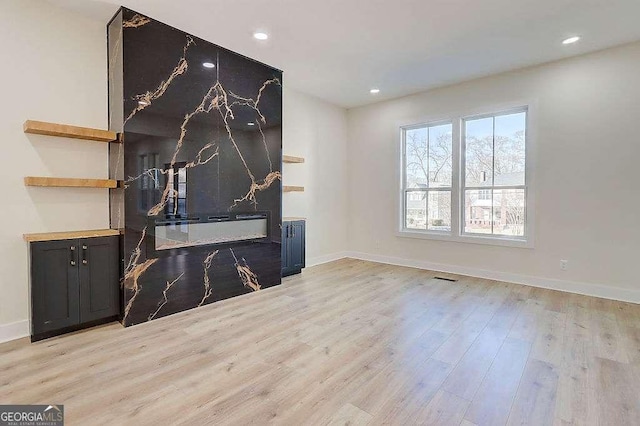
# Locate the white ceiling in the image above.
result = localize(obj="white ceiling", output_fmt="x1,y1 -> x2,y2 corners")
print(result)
48,0 -> 640,108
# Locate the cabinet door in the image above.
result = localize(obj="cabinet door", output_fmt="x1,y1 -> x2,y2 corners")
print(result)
290,221 -> 306,270
281,222 -> 292,276
79,236 -> 120,322
31,240 -> 80,335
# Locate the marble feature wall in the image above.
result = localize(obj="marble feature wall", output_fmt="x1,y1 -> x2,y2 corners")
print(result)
108,8 -> 282,326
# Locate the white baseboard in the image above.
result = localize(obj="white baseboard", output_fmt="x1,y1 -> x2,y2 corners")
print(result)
0,320 -> 29,344
306,251 -> 349,268
345,251 -> 640,304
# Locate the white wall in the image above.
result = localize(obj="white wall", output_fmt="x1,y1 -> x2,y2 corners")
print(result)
347,42 -> 640,302
282,88 -> 349,265
0,0 -> 109,341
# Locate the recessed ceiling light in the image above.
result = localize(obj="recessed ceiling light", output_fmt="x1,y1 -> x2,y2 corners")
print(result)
247,122 -> 255,126
202,62 -> 215,68
253,32 -> 268,40
370,88 -> 380,94
562,36 -> 581,45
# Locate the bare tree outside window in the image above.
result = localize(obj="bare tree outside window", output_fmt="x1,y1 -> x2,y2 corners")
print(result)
403,123 -> 452,231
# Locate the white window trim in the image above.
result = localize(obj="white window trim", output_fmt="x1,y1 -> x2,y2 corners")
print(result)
396,101 -> 536,249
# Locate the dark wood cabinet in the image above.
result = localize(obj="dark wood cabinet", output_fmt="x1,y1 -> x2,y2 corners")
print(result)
31,240 -> 80,334
79,237 -> 120,323
30,236 -> 120,341
282,220 -> 305,277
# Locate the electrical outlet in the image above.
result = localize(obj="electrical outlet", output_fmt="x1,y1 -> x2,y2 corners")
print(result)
560,260 -> 568,271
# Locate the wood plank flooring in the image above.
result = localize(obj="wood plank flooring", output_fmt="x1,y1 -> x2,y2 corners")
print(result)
1,259 -> 639,425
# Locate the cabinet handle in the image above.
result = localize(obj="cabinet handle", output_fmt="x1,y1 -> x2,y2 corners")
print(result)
82,244 -> 88,265
70,245 -> 76,266
292,227 -> 295,238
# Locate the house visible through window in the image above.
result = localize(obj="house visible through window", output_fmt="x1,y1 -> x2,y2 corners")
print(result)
463,110 -> 527,237
401,107 -> 529,244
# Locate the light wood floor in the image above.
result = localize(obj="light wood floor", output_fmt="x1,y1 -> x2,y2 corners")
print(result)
2,259 -> 640,425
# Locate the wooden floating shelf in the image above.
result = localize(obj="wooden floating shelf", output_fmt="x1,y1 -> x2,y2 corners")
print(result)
24,177 -> 119,189
283,155 -> 305,164
24,229 -> 120,243
24,120 -> 117,143
283,186 -> 304,192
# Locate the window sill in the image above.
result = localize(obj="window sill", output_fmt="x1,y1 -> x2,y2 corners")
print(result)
396,230 -> 534,249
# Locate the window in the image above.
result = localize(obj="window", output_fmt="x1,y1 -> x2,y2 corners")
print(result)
138,153 -> 160,212
165,162 -> 187,217
400,107 -> 530,246
478,189 -> 491,200
463,110 -> 527,238
402,122 -> 453,232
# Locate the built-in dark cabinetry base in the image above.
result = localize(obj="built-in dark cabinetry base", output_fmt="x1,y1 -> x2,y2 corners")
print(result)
282,220 -> 305,277
31,316 -> 118,343
30,236 -> 120,341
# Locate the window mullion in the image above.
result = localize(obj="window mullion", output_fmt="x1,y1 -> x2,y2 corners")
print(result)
426,127 -> 430,230
452,119 -> 462,237
401,130 -> 406,230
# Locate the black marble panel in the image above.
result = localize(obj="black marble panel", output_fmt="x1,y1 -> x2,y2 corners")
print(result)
107,8 -> 282,326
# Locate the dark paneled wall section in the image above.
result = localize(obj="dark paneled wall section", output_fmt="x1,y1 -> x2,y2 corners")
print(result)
108,9 -> 283,326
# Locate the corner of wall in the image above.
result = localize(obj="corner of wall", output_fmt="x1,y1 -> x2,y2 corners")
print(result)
282,87 -> 350,260
0,320 -> 30,344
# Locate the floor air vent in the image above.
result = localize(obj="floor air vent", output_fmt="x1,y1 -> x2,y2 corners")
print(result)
434,276 -> 458,282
